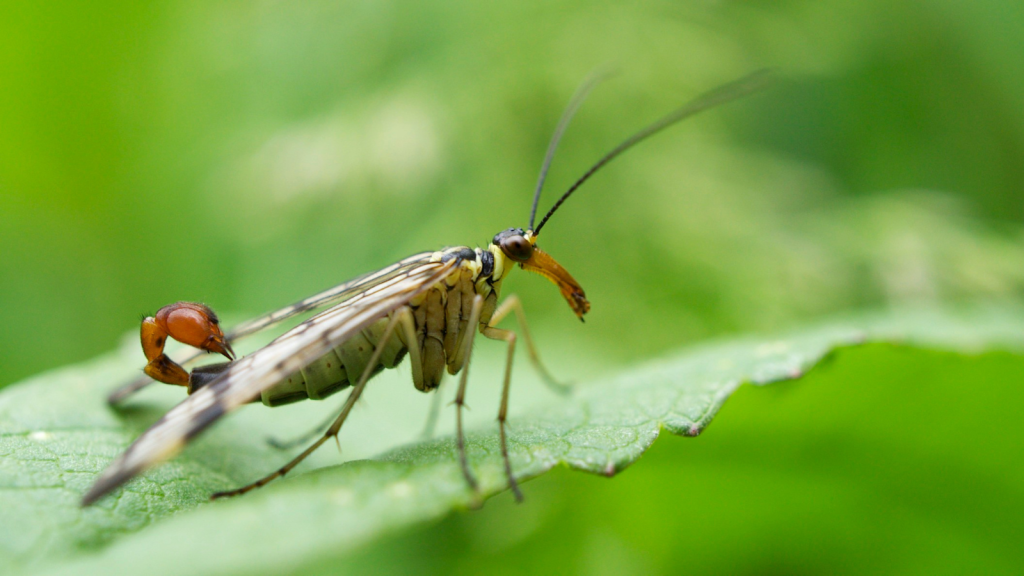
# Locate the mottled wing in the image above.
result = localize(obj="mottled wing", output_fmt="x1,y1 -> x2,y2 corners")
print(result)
107,252 -> 438,404
224,251 -> 439,340
84,255 -> 456,505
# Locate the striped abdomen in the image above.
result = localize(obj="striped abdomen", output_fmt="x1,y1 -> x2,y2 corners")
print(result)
191,316 -> 409,407
259,316 -> 408,406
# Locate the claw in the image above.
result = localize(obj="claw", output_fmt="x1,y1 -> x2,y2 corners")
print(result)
205,334 -> 235,360
140,301 -> 235,386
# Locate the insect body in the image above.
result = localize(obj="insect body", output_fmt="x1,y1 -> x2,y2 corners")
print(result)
83,69 -> 770,506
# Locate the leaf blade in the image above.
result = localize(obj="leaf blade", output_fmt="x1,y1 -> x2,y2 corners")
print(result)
1,305 -> 1022,576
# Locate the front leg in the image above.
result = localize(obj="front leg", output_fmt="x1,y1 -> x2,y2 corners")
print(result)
479,324 -> 524,502
211,307 -> 412,499
452,295 -> 485,496
453,295 -> 560,502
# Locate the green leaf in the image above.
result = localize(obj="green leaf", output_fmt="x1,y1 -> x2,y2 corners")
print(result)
2,305 -> 1023,576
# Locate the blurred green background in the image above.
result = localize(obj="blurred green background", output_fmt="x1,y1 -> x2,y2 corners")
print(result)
2,0 -> 1024,574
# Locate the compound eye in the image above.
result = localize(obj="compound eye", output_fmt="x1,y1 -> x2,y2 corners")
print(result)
501,235 -> 533,262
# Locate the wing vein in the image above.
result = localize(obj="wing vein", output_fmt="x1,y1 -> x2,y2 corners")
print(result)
83,257 -> 455,505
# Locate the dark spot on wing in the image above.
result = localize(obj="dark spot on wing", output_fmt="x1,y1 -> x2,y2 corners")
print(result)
184,403 -> 225,441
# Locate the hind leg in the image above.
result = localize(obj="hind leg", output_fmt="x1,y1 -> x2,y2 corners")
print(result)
211,307 -> 414,499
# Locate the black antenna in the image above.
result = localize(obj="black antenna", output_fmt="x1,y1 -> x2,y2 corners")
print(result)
533,69 -> 773,235
529,69 -> 613,231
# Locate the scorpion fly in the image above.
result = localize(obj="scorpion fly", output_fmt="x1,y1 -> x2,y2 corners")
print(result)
82,70 -> 771,506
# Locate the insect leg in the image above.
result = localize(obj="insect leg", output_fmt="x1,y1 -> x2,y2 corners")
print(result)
419,381 -> 445,440
489,295 -> 571,394
480,324 -> 524,502
269,303 -> 428,448
210,308 -> 411,499
453,294 -> 484,495
396,307 -> 425,393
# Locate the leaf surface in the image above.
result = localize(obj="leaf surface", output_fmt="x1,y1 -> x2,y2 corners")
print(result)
1,305 -> 1022,576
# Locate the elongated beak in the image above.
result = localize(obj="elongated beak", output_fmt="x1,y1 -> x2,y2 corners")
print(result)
520,247 -> 590,321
